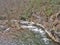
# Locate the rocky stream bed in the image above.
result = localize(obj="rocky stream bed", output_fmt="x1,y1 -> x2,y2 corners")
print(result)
0,20 -> 59,45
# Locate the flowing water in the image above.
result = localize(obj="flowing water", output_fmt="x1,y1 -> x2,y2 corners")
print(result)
0,20 -> 59,45
20,20 -> 59,45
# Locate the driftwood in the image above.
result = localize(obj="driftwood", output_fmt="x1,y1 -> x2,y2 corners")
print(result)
34,23 -> 60,43
11,20 -> 60,43
45,30 -> 60,43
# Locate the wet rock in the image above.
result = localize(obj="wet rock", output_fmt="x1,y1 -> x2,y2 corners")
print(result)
20,20 -> 30,25
0,20 -> 59,45
0,25 -> 7,31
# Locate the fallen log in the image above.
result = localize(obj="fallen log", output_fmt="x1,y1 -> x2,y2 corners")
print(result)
34,23 -> 60,43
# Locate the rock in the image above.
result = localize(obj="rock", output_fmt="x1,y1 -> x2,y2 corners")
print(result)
0,25 -> 7,31
56,24 -> 60,30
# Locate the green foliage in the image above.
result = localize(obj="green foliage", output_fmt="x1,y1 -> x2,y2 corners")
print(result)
20,0 -> 34,20
20,0 -> 41,20
20,0 -> 60,20
45,7 -> 52,17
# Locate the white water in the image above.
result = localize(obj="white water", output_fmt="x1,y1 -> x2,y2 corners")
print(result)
0,20 -> 58,45
20,20 -> 50,45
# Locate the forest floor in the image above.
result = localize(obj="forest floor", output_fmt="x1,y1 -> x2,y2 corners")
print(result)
0,0 -> 60,44
0,0 -> 60,30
